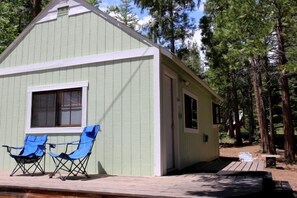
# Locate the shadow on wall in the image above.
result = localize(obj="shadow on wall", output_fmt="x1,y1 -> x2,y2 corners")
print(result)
97,56 -> 151,124
98,161 -> 107,174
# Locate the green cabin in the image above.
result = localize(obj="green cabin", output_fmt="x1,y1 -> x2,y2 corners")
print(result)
0,0 -> 221,176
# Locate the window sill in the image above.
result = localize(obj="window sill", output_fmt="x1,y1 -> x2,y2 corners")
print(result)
184,128 -> 199,134
26,127 -> 85,134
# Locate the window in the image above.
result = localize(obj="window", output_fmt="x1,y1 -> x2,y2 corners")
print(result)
31,89 -> 82,127
212,103 -> 221,124
183,90 -> 198,133
26,81 -> 88,134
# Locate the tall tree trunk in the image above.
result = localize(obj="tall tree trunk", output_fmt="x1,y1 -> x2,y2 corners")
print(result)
231,71 -> 242,146
32,0 -> 42,18
247,76 -> 255,144
276,13 -> 295,163
152,19 -> 158,43
250,57 -> 270,153
226,88 -> 235,138
280,75 -> 295,163
228,111 -> 235,138
265,56 -> 276,154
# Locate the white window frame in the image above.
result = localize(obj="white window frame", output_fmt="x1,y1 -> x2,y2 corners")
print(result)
26,81 -> 88,134
183,89 -> 199,133
212,102 -> 221,125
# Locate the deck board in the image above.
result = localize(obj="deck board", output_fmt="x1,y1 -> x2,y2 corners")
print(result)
0,170 -> 264,198
221,161 -> 236,171
236,162 -> 247,171
250,161 -> 259,171
257,161 -> 265,170
242,162 -> 253,171
218,160 -> 264,174
228,161 -> 241,171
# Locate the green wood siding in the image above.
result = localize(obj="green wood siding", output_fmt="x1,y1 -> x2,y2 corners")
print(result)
161,55 -> 219,169
0,12 -> 148,68
0,57 -> 154,176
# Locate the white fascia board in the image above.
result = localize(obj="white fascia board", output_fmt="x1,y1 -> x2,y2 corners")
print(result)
37,11 -> 58,24
0,47 -> 155,77
160,48 -> 223,102
37,5 -> 92,24
68,5 -> 91,16
153,47 -> 162,176
78,0 -> 158,49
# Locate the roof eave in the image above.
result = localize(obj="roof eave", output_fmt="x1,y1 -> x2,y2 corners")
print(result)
160,48 -> 223,102
78,0 -> 158,48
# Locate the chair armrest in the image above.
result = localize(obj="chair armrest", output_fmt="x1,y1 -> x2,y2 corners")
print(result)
65,141 -> 79,153
2,145 -> 23,154
47,141 -> 79,147
47,143 -> 57,148
2,145 -> 23,149
47,141 -> 79,153
66,141 -> 79,146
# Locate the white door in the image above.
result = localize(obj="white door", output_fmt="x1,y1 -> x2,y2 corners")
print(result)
163,74 -> 175,171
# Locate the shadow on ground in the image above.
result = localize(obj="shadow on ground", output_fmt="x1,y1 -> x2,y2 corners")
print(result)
167,156 -> 239,175
167,157 -> 295,198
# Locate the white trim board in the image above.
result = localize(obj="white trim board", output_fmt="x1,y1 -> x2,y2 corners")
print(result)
37,4 -> 92,24
162,66 -> 180,171
153,47 -> 162,176
0,47 -> 155,77
27,81 -> 88,92
183,88 -> 199,134
26,81 -> 88,134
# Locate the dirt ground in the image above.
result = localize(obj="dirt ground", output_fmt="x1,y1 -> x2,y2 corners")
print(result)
219,144 -> 297,192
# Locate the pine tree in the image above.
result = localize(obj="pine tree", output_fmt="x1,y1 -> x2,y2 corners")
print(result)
177,41 -> 202,77
134,0 -> 198,53
87,0 -> 101,7
107,0 -> 138,29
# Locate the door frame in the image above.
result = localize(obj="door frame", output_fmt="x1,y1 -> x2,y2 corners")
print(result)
161,66 -> 180,174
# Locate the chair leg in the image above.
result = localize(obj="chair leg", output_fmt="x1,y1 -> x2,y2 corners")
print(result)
28,158 -> 45,176
49,158 -> 61,178
10,164 -> 22,176
10,158 -> 26,176
10,157 -> 46,176
49,157 -> 69,179
67,156 -> 90,178
50,156 -> 91,180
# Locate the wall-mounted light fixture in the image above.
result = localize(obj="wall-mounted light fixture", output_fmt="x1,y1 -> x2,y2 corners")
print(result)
203,134 -> 209,142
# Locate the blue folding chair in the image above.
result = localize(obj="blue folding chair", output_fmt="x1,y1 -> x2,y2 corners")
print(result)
2,135 -> 48,176
48,125 -> 100,180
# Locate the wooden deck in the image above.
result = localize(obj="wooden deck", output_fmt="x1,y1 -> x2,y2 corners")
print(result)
0,170 -> 265,198
217,160 -> 265,174
0,159 -> 271,197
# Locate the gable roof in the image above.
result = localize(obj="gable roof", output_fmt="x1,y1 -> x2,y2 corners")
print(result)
0,0 -> 157,62
0,0 -> 222,101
